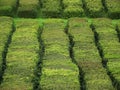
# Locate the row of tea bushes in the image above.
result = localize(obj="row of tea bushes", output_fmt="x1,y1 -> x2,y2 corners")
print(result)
105,0 -> 120,19
17,0 -> 39,18
40,19 -> 80,90
41,0 -> 62,17
84,0 -> 104,17
0,0 -> 120,18
0,19 -> 39,90
0,17 -> 13,82
68,18 -> 114,90
92,18 -> 120,89
0,0 -> 17,16
62,0 -> 84,18
0,17 -> 120,89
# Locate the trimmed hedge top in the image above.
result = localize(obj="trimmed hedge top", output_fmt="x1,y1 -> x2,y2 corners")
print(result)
0,0 -> 120,18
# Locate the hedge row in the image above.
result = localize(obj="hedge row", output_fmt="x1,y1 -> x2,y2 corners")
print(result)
105,0 -> 120,19
84,0 -> 104,17
62,0 -> 84,18
0,19 -> 39,90
40,19 -> 80,90
0,0 -> 120,18
0,0 -> 17,16
41,0 -> 62,18
0,17 -> 13,82
17,0 -> 39,18
68,18 -> 114,90
92,18 -> 120,89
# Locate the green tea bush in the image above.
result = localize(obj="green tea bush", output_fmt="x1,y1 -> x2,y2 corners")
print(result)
0,17 -> 13,82
17,0 -> 39,18
63,0 -> 84,18
41,0 -> 62,18
0,0 -> 17,16
68,18 -> 114,90
84,0 -> 104,17
92,18 -> 114,28
0,19 -> 39,90
40,19 -> 80,90
92,18 -> 120,89
106,0 -> 120,19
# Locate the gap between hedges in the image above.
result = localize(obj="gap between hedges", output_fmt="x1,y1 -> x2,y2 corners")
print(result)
33,26 -> 44,90
90,24 -> 119,90
0,21 -> 16,84
116,25 -> 120,42
0,0 -> 120,19
65,21 -> 86,90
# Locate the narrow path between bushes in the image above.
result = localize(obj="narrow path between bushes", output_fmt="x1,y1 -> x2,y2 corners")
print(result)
116,25 -> 120,42
33,26 -> 44,90
90,24 -> 117,90
0,21 -> 16,84
65,22 -> 86,90
101,0 -> 108,12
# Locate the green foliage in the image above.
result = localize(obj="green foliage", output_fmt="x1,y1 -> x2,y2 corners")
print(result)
63,0 -> 84,18
0,6 -> 13,16
40,19 -> 80,90
0,16 -> 13,81
106,0 -> 120,19
0,0 -> 119,18
92,18 -> 114,28
93,18 -> 120,89
68,18 -> 114,90
17,0 -> 39,18
0,0 -> 17,16
118,21 -> 120,27
41,0 -> 62,18
0,17 -> 120,89
0,19 -> 39,90
84,0 -> 104,17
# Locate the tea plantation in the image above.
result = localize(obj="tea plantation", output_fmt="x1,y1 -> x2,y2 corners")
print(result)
0,0 -> 120,90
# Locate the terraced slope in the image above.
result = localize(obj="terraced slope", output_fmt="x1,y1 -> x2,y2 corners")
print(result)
0,0 -> 120,18
0,19 -> 39,90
